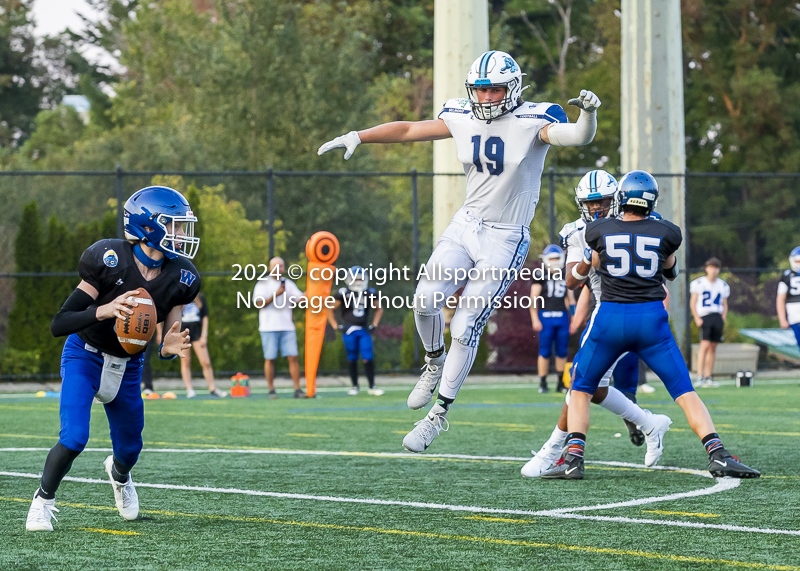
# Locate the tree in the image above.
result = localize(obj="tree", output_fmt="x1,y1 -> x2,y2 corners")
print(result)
7,202 -> 45,356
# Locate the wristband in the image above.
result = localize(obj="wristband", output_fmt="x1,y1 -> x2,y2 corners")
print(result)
571,264 -> 588,281
663,261 -> 678,280
158,342 -> 178,360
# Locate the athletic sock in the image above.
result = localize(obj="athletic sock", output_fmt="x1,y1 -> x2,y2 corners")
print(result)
702,433 -> 724,456
364,360 -> 375,389
348,360 -> 359,387
415,311 -> 445,353
438,339 -> 478,400
40,442 -> 81,499
539,375 -> 548,387
598,386 -> 649,427
111,457 -> 131,484
566,432 -> 586,458
435,394 -> 455,412
547,425 -> 569,448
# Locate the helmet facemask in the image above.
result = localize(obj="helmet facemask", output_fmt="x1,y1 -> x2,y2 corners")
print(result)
158,212 -> 200,260
577,197 -> 614,222
466,77 -> 523,121
347,267 -> 368,293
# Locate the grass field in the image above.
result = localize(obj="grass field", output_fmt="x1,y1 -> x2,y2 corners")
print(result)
1,379 -> 799,570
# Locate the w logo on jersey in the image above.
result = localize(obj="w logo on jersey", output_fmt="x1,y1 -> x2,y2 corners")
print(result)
500,57 -> 518,73
179,269 -> 197,287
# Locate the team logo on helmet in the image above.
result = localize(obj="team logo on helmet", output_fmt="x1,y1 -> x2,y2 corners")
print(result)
103,249 -> 118,268
500,57 -> 518,73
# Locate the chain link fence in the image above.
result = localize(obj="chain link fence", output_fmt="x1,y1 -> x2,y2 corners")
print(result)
2,169 -> 799,380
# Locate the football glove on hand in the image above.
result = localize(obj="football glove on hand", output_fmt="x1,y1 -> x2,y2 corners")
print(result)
318,131 -> 361,160
367,324 -> 376,331
568,90 -> 601,113
337,323 -> 345,331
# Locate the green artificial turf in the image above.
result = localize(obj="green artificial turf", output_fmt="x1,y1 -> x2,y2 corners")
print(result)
1,380 -> 798,570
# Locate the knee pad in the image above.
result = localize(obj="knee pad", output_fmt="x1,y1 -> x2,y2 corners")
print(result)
450,312 -> 482,347
413,290 -> 443,316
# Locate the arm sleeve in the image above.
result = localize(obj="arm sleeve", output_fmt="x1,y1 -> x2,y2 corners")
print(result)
50,288 -> 100,337
542,109 -> 595,147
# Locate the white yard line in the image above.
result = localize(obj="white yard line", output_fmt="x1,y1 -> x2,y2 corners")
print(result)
1,447 -> 793,536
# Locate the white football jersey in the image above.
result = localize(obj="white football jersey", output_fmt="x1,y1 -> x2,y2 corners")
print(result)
690,276 -> 730,317
439,98 -> 568,226
559,218 -> 602,299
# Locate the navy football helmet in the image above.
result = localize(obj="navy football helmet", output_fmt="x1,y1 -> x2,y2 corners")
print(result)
347,266 -> 368,293
615,170 -> 659,216
124,186 -> 199,260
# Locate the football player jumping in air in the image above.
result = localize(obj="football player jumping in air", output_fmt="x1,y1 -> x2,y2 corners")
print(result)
777,247 -> 800,351
540,171 -> 760,480
328,266 -> 385,396
530,244 -> 574,394
521,170 -> 672,477
26,186 -> 202,531
319,50 -> 601,452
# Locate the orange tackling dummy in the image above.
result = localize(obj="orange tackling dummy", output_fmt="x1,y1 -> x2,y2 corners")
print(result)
304,232 -> 340,397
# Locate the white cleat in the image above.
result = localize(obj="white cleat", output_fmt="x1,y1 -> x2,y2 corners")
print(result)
104,455 -> 139,520
367,387 -> 385,396
639,382 -> 656,394
641,412 -> 672,467
347,386 -> 360,396
402,405 -> 449,453
407,352 -> 446,410
521,441 -> 564,478
26,492 -> 59,531
186,389 -> 196,399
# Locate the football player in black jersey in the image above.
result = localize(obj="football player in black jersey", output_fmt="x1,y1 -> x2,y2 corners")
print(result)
26,186 -> 201,531
328,267 -> 384,395
542,171 -> 759,480
777,247 -> 800,351
530,244 -> 574,393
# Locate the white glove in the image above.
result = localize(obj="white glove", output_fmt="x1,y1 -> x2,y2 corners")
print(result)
568,90 -> 601,113
317,131 -> 362,160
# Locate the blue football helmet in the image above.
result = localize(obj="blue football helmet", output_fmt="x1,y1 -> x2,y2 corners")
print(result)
347,266 -> 368,293
790,247 -> 800,272
615,170 -> 659,216
124,186 -> 199,260
540,244 -> 565,271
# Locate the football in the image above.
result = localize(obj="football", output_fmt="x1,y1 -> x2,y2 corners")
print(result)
115,288 -> 156,355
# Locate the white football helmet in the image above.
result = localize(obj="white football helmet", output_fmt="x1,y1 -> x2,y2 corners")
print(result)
791,247 -> 800,272
575,170 -> 618,222
540,244 -> 565,271
347,266 -> 368,293
465,51 -> 527,121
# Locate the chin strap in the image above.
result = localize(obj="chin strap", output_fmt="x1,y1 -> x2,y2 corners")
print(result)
133,243 -> 164,268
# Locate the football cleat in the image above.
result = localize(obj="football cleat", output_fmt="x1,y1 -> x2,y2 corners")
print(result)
555,380 -> 567,394
708,449 -> 761,478
521,441 -> 563,478
639,382 -> 656,394
624,419 -> 645,447
407,352 -> 446,410
26,492 -> 59,531
538,383 -> 549,394
367,387 -> 385,396
347,387 -> 360,396
186,389 -> 197,399
540,453 -> 584,480
209,388 -> 227,398
268,389 -> 278,400
294,388 -> 309,399
402,403 -> 448,453
103,455 -> 139,520
642,412 -> 672,467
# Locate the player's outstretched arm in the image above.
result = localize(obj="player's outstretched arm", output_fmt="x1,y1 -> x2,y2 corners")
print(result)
318,119 -> 451,160
540,90 -> 600,147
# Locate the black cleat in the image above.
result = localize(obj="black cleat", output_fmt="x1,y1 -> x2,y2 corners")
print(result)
541,453 -> 584,479
556,380 -> 567,394
708,449 -> 760,479
538,382 -> 549,394
624,419 -> 645,446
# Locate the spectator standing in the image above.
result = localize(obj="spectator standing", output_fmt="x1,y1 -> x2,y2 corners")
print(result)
253,257 -> 307,399
180,293 -> 226,398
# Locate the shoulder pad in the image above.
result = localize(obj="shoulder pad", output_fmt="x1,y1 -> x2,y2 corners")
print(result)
784,270 -> 793,276
438,98 -> 472,118
514,102 -> 568,123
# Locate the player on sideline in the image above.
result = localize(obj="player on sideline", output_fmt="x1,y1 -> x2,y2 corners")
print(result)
319,50 -> 601,452
530,244 -> 573,394
540,171 -> 760,479
690,258 -> 729,388
328,266 -> 385,396
521,170 -> 671,477
26,186 -> 202,531
777,247 -> 800,351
